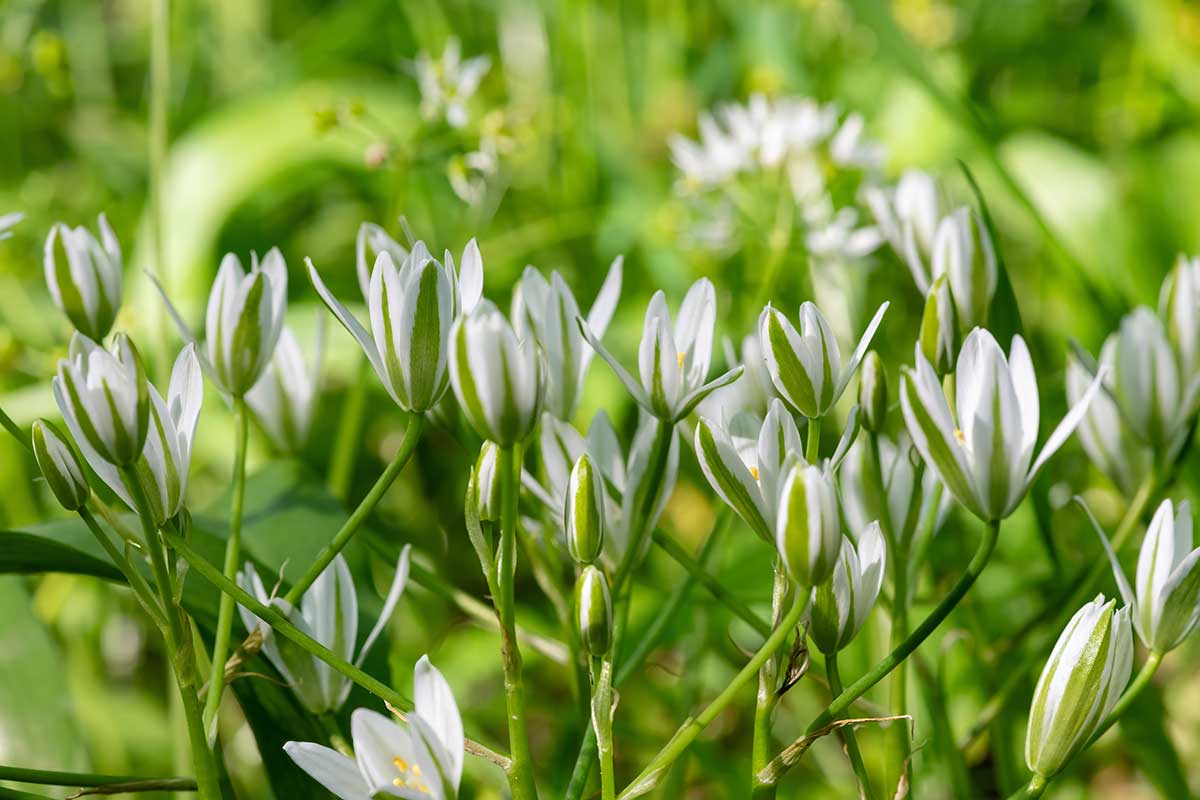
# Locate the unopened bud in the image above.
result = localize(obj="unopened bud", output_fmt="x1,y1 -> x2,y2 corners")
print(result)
858,351 -> 888,433
565,454 -> 605,564
472,441 -> 501,522
575,565 -> 613,656
31,419 -> 89,511
919,275 -> 959,376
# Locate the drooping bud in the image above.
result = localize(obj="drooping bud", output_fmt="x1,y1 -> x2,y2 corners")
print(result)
775,462 -> 841,587
44,215 -> 123,340
919,275 -> 959,377
31,419 -> 89,511
574,565 -> 613,656
472,441 -> 501,522
1024,595 -> 1132,779
810,521 -> 886,654
52,333 -> 150,467
858,351 -> 888,433
565,454 -> 605,564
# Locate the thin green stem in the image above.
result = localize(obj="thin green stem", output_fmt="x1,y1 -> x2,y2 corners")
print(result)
148,0 -> 171,386
617,596 -> 805,799
78,506 -> 163,622
828,653 -> 877,800
1090,649 -> 1163,745
162,528 -> 513,770
591,655 -> 617,800
805,416 -> 822,465
203,396 -> 248,737
612,420 -> 674,595
650,528 -> 770,637
0,766 -> 195,790
750,560 -> 790,800
763,519 -> 1001,788
284,413 -> 423,605
0,406 -> 30,452
1005,773 -> 1047,800
327,358 -> 371,502
497,443 -> 538,800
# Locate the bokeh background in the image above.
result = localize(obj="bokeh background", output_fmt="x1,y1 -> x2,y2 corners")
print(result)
2,0 -> 1200,798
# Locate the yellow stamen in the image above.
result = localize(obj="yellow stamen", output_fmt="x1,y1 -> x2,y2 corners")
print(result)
954,428 -> 966,445
750,466 -> 760,480
411,764 -> 423,778
393,757 -> 408,773
677,351 -> 685,369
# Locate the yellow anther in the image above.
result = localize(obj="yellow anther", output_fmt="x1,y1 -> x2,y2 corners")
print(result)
750,466 -> 760,480
393,757 -> 408,773
954,429 -> 966,445
411,763 -> 423,778
677,351 -> 685,369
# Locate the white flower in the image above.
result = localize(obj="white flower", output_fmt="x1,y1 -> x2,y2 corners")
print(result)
31,419 -> 90,512
694,398 -> 804,542
238,547 -> 411,714
1111,307 -> 1200,450
581,278 -> 741,422
448,139 -> 500,206
930,207 -> 997,334
284,654 -> 463,799
1091,499 -> 1200,653
776,461 -> 842,587
356,223 -> 409,301
44,214 -> 123,340
575,564 -> 613,656
310,240 -> 481,413
1025,595 -> 1132,778
810,521 -> 886,654
0,211 -> 22,240
415,37 -> 491,129
1160,254 -> 1200,381
449,299 -> 543,445
512,257 -> 622,420
840,434 -> 947,546
154,249 -> 289,396
246,323 -> 324,453
53,332 -> 149,467
1066,344 -> 1151,497
758,300 -> 889,420
865,169 -> 943,289
900,328 -> 1105,522
918,275 -> 960,375
59,341 -> 202,524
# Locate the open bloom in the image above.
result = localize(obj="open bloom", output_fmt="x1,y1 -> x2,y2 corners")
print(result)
449,299 -> 543,445
53,333 -> 150,467
759,300 -> 888,420
1091,499 -> 1200,653
1025,595 -> 1132,778
512,257 -> 622,420
155,249 -> 288,396
44,214 -> 123,340
694,398 -> 804,542
581,278 -> 741,422
900,328 -> 1105,522
246,323 -> 324,454
1111,307 -> 1200,451
415,37 -> 490,129
810,521 -> 886,654
310,241 -> 481,413
776,461 -> 842,587
238,547 -> 411,714
284,655 -> 463,799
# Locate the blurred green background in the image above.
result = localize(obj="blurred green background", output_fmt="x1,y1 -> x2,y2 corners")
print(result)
3,0 -> 1200,798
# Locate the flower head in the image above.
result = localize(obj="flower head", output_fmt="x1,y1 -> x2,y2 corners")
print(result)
865,169 -> 943,290
810,521 -> 886,654
53,333 -> 150,467
776,461 -> 842,587
44,214 -> 123,340
1111,307 -> 1200,451
1066,343 -> 1151,497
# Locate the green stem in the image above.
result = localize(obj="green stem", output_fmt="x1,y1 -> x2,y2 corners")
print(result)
0,406 -> 30,452
805,416 -> 822,465
650,528 -> 770,637
284,413 -> 423,605
617,596 -> 805,799
148,0 -> 171,386
327,358 -> 371,502
592,655 -> 617,800
1089,649 -> 1163,745
762,519 -> 1001,789
78,506 -> 163,622
750,560 -> 790,800
0,766 -> 195,790
497,444 -> 538,800
120,467 -> 221,800
163,528 -> 513,770
203,396 -> 248,737
612,420 -> 674,595
319,713 -> 353,757
828,653 -> 877,800
1005,773 -> 1047,800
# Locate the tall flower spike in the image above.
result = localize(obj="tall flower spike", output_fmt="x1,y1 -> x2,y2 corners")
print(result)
238,547 -> 411,714
810,521 -> 886,654
1085,498 -> 1200,654
60,343 -> 202,524
44,214 -> 123,340
153,249 -> 288,396
1066,343 -> 1151,497
694,398 -> 804,542
900,328 -> 1105,522
512,256 -> 623,420
580,278 -> 743,423
449,299 -> 543,445
758,300 -> 889,420
53,333 -> 150,467
246,323 -> 324,454
931,206 -> 997,334
284,654 -> 463,800
1111,307 -> 1200,451
309,240 -> 480,413
1024,595 -> 1132,779
776,461 -> 842,587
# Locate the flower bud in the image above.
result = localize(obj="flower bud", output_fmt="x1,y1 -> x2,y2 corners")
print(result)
1112,307 -> 1196,450
472,441 -> 501,522
44,215 -> 123,340
574,565 -> 613,656
53,333 -> 150,467
31,419 -> 89,511
810,521 -> 886,654
1160,254 -> 1200,381
565,454 -> 606,564
1025,595 -> 1132,779
246,325 -> 322,454
858,351 -> 887,433
204,250 -> 289,396
449,300 -> 543,445
931,206 -> 996,334
775,462 -> 841,587
919,275 -> 959,376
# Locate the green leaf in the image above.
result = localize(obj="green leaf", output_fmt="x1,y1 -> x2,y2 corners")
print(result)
1118,679 -> 1192,799
0,519 -> 122,581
